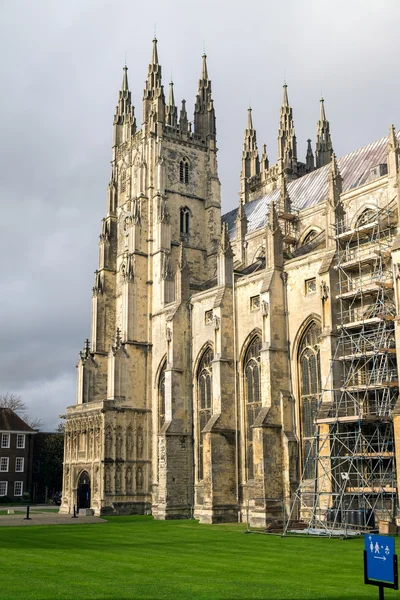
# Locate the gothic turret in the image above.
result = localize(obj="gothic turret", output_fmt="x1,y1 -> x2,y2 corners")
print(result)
193,54 -> 216,140
143,37 -> 165,130
278,84 -> 297,175
241,108 -> 260,178
316,98 -> 333,168
113,65 -> 136,147
240,108 -> 260,203
165,81 -> 178,128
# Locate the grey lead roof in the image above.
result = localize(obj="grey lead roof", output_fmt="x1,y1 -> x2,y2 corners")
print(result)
222,133 -> 397,240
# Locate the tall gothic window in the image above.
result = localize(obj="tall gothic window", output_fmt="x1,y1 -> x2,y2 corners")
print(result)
179,158 -> 189,184
180,207 -> 190,237
158,360 -> 166,431
197,347 -> 213,481
244,335 -> 262,480
298,321 -> 321,479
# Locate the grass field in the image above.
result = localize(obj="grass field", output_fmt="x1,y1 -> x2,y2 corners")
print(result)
0,516 -> 397,600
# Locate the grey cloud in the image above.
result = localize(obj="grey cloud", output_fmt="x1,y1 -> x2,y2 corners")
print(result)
1,0 -> 399,429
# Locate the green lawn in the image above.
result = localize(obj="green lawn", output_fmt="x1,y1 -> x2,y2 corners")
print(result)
0,516 -> 397,600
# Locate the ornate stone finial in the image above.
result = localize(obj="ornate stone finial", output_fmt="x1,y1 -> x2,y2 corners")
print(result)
236,199 -> 246,222
79,339 -> 91,360
151,37 -> 159,65
92,271 -> 103,296
201,53 -> 208,80
329,152 -> 341,180
388,124 -> 398,151
279,173 -> 291,214
268,200 -> 280,234
320,281 -> 330,301
113,328 -> 122,352
261,144 -> 269,171
178,242 -> 187,272
282,82 -> 289,107
179,99 -> 188,133
306,138 -> 314,172
194,53 -> 216,139
316,98 -> 333,168
219,222 -> 233,256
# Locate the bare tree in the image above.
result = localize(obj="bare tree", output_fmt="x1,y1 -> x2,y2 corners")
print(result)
0,392 -> 43,430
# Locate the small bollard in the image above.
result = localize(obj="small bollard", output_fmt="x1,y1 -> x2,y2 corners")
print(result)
71,505 -> 78,519
24,505 -> 31,520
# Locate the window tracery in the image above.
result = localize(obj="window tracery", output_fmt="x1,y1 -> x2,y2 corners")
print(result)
298,321 -> 321,479
179,158 -> 189,184
197,347 -> 213,481
158,360 -> 166,431
244,335 -> 262,480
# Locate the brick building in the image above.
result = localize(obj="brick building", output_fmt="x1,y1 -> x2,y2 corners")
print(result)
0,408 -> 36,501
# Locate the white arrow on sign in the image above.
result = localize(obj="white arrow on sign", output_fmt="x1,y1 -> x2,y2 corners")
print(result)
374,556 -> 387,561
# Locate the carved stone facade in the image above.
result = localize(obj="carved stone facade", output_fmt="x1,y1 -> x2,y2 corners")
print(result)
62,39 -> 400,524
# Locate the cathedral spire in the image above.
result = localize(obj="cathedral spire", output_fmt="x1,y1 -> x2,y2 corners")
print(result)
143,37 -> 165,129
241,108 -> 260,183
278,83 -> 297,175
194,53 -> 216,140
282,82 -> 289,107
121,65 -> 129,91
113,65 -> 136,147
166,80 -> 178,128
152,36 -> 159,65
316,98 -> 333,168
202,53 -> 208,80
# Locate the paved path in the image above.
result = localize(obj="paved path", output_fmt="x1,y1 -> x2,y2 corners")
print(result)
0,511 -> 106,527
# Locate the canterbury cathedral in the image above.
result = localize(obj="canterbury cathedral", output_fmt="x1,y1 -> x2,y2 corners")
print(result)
61,37 -> 400,528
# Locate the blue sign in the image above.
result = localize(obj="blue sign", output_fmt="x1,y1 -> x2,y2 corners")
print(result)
365,534 -> 396,584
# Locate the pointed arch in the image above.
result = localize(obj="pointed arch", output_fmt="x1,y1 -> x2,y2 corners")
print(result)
241,332 -> 262,481
299,226 -> 322,247
295,318 -> 322,479
179,157 -> 190,184
195,344 -> 214,481
351,204 -> 378,229
157,358 -> 167,431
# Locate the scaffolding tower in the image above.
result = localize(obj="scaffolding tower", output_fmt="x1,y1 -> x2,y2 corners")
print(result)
287,198 -> 399,535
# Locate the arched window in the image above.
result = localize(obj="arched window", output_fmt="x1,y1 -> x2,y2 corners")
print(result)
158,360 -> 166,431
197,347 -> 213,481
298,321 -> 321,479
355,208 -> 377,228
244,335 -> 262,480
301,230 -> 318,246
179,158 -> 189,184
180,207 -> 190,237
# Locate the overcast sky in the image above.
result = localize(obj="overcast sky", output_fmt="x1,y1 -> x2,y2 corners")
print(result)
0,0 -> 399,430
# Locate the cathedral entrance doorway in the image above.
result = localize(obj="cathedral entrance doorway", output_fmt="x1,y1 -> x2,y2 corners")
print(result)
77,471 -> 91,509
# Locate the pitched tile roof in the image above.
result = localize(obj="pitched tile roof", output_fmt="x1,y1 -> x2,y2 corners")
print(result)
223,133 -> 396,239
0,408 -> 36,432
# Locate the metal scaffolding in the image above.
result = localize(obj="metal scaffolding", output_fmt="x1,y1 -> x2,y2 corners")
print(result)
286,198 -> 398,535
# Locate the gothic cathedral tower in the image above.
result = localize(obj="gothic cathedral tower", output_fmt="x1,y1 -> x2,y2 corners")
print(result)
61,40 -> 221,517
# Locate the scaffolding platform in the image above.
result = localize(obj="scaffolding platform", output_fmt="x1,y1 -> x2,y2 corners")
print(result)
286,200 -> 398,536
